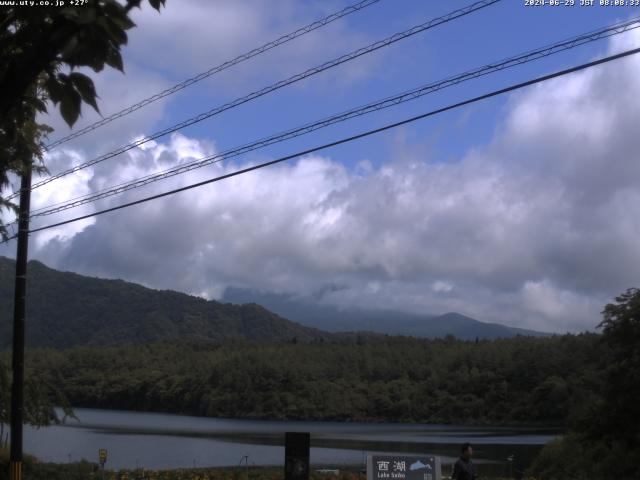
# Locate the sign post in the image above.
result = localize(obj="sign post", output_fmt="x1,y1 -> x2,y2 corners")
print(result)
284,432 -> 310,480
9,165 -> 32,480
367,455 -> 442,480
99,449 -> 108,480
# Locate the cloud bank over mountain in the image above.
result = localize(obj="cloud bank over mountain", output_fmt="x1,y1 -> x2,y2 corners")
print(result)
1,9 -> 639,334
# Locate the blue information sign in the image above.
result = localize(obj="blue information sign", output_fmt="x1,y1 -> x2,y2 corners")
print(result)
367,455 -> 441,480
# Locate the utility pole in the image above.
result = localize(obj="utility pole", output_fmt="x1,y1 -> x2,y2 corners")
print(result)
10,164 -> 32,480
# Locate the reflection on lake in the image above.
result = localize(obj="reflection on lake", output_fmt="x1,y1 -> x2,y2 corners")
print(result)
24,408 -> 560,475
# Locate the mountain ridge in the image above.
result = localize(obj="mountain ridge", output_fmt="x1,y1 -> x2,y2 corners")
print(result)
0,256 -> 328,349
0,256 -> 547,349
222,287 -> 549,340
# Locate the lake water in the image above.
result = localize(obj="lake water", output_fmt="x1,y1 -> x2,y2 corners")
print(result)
23,408 -> 560,476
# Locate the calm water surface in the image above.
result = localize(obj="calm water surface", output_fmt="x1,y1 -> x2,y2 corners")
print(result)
24,408 -> 560,475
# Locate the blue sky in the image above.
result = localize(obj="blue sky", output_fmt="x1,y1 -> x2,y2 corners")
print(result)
119,0 -> 636,169
2,0 -> 640,333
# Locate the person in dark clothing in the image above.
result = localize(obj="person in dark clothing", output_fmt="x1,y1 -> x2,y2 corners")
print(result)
452,442 -> 477,480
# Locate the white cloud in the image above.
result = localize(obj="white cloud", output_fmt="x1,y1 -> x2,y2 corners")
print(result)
39,63 -> 172,157
521,280 -> 602,332
126,0 -> 382,94
3,28 -> 640,334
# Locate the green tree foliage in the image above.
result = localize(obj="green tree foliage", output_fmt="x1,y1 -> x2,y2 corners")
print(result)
0,0 -> 166,240
0,359 -> 74,449
528,288 -> 640,479
0,361 -> 8,448
594,287 -> 640,445
0,453 -> 97,480
16,334 -> 602,426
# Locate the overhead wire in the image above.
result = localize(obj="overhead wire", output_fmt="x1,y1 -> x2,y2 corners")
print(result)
43,0 -> 383,151
24,16 -> 640,220
1,45 -> 634,243
4,0 -> 501,201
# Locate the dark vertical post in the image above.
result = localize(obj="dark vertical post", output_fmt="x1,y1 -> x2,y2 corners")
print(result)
10,165 -> 32,480
284,432 -> 310,480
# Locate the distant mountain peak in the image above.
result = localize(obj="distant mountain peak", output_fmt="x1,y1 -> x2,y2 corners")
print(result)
0,256 -> 548,349
222,287 -> 549,340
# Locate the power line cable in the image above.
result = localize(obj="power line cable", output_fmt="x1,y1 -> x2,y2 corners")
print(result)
6,0 -> 500,201
25,16 -> 640,219
43,0 -> 383,151
5,45 -> 635,241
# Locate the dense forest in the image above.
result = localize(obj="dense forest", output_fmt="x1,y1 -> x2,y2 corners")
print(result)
1,287 -> 639,478
527,288 -> 640,479
0,254 -> 637,477
4,333 -> 601,426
